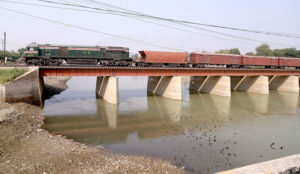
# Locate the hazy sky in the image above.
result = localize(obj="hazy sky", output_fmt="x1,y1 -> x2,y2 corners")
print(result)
1,0 -> 300,54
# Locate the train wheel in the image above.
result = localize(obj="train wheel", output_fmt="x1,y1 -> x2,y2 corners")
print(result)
27,61 -> 33,66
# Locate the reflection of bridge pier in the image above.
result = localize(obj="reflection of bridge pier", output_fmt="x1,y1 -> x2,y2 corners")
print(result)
147,95 -> 182,122
97,99 -> 119,129
188,92 -> 231,119
269,91 -> 299,112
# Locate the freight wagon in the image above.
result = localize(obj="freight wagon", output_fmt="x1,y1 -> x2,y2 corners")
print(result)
24,42 -> 131,66
138,51 -> 300,69
137,51 -> 188,67
242,55 -> 278,68
189,53 -> 241,68
279,57 -> 300,68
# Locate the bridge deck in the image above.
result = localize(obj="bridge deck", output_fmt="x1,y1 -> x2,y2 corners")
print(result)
39,66 -> 300,76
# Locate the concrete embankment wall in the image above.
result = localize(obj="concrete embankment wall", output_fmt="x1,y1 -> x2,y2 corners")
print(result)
0,67 -> 44,106
217,154 -> 300,174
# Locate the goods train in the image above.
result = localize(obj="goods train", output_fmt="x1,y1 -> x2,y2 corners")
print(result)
24,42 -> 300,69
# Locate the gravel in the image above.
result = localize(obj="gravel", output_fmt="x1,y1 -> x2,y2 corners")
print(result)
0,89 -> 185,173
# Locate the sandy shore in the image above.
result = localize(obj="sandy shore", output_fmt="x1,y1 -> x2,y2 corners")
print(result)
0,77 -> 185,174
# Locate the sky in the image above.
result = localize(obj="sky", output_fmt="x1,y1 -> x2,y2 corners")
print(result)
0,0 -> 300,54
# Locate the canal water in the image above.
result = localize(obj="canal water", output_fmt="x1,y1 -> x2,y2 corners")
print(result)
43,77 -> 300,174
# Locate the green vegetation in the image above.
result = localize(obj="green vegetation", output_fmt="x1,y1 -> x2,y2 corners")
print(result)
216,48 -> 240,55
216,44 -> 300,58
245,52 -> 255,56
0,48 -> 26,63
255,44 -> 274,56
0,68 -> 27,84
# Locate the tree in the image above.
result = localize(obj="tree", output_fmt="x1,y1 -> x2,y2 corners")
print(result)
229,48 -> 240,55
215,48 -> 240,55
255,44 -> 273,56
215,49 -> 229,54
245,52 -> 255,56
17,48 -> 26,57
273,48 -> 299,58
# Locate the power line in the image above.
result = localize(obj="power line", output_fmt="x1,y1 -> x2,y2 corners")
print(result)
0,7 -> 185,51
35,0 -> 300,38
46,0 -> 300,47
84,0 -> 300,39
1,0 -> 298,47
0,0 -> 256,46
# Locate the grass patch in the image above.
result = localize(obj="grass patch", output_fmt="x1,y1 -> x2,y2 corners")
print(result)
0,68 -> 27,84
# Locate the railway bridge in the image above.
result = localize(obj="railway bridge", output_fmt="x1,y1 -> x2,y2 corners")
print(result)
2,66 -> 300,106
38,66 -> 300,104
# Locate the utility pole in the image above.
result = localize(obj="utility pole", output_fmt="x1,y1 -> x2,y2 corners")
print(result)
4,32 -> 6,65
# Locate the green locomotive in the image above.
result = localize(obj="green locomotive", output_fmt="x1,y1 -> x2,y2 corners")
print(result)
24,42 -> 131,66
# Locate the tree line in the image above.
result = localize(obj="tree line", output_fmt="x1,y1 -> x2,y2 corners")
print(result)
0,48 -> 26,61
215,44 -> 300,58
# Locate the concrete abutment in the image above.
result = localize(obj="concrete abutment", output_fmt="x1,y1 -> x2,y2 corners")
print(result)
0,67 -> 44,106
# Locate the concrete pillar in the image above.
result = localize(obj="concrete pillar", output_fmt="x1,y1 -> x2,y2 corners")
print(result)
269,75 -> 299,93
147,76 -> 182,100
96,76 -> 119,104
232,76 -> 269,95
189,76 -> 231,97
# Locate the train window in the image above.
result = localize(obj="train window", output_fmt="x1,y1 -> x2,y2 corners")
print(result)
29,47 -> 34,51
46,51 -> 50,56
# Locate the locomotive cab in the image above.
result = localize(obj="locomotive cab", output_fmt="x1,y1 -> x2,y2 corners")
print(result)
24,43 -> 39,57
24,43 -> 39,65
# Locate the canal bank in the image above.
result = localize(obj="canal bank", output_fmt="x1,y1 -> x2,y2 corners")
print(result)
0,77 -> 185,174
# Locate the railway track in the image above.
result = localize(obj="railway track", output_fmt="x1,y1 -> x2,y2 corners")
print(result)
2,64 -> 300,72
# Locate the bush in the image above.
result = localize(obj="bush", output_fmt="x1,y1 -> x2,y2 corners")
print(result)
0,68 -> 27,84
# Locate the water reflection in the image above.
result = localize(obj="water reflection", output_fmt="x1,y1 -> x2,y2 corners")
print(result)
44,77 -> 300,174
97,100 -> 119,129
147,96 -> 182,122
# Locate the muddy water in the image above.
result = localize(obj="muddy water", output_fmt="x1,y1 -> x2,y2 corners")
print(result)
43,77 -> 300,174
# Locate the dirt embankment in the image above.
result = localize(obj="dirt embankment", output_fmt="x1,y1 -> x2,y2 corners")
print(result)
43,77 -> 71,100
0,78 -> 185,174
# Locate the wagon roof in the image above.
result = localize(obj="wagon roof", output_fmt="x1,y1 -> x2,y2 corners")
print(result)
26,42 -> 129,50
191,52 -> 241,57
243,55 -> 278,59
139,51 -> 188,57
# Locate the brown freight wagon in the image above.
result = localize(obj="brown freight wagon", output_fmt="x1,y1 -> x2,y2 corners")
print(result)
278,57 -> 300,68
138,51 -> 188,66
189,53 -> 242,67
242,55 -> 278,67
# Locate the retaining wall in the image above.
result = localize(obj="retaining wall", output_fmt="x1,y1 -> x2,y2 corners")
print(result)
0,67 -> 43,106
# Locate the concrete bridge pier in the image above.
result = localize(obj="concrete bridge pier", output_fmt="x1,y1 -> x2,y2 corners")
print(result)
269,75 -> 300,93
232,75 -> 269,94
96,76 -> 119,104
147,76 -> 182,100
189,76 -> 231,97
